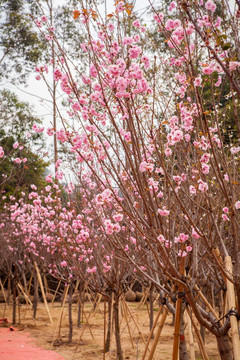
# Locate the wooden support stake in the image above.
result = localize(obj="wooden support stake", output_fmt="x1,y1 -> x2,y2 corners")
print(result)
225,256 -> 240,360
123,298 -> 147,346
137,286 -> 150,310
212,248 -> 226,283
43,275 -> 49,294
147,307 -> 168,360
34,262 -> 53,324
172,256 -> 185,360
186,307 -> 210,360
194,285 -> 219,321
51,279 -> 61,305
71,294 -> 99,360
27,272 -> 33,294
0,278 -> 7,304
82,308 -> 95,340
17,282 -> 33,306
17,286 -> 21,324
51,284 -> 69,348
103,297 -> 106,360
121,297 -> 135,349
142,305 -> 163,360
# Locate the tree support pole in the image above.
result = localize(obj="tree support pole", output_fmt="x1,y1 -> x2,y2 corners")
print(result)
34,261 -> 53,324
225,256 -> 240,360
146,307 -> 168,360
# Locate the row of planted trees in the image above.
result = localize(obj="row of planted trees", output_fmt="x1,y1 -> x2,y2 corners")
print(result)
1,0 -> 240,359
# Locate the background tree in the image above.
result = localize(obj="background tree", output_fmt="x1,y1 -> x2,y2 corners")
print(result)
0,90 -> 48,201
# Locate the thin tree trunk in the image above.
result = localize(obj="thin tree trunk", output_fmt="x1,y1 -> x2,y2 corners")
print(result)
33,269 -> 38,319
7,276 -> 11,305
216,334 -> 233,360
105,295 -> 112,353
77,283 -> 82,327
12,274 -> 16,324
149,285 -> 154,339
114,296 -> 123,360
68,283 -> 73,343
179,307 -> 189,360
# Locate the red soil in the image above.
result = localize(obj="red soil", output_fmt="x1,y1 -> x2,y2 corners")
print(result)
0,328 -> 65,360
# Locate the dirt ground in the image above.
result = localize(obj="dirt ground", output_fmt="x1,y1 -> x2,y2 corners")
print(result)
0,301 -> 220,360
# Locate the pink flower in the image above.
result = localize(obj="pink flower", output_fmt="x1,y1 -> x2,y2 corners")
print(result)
47,128 -> 54,136
153,13 -> 164,24
139,161 -> 154,172
169,1 -> 177,11
87,266 -> 96,273
123,37 -> 134,46
223,207 -> 229,214
189,185 -> 196,195
53,68 -> 62,81
157,234 -> 165,243
0,146 -> 4,158
229,61 -> 240,72
14,158 -> 22,164
46,175 -> 53,183
108,65 -> 121,77
48,26 -> 55,33
45,35 -> 53,41
165,147 -> 172,157
108,22 -> 114,31
72,102 -> 81,111
201,163 -> 210,174
113,213 -> 123,222
89,64 -> 98,78
165,19 -> 175,30
192,228 -> 200,239
215,76 -> 222,87
172,129 -> 183,143
61,261 -> 67,267
178,250 -> 187,257
178,233 -> 189,243
129,46 -> 142,59
158,207 -> 170,216
130,237 -> 136,244
198,179 -> 208,192
203,67 -> 213,75
133,20 -> 141,28
194,77 -> 202,87
141,55 -> 150,69
235,201 -> 240,210
230,146 -> 240,154
35,19 -> 42,27
200,153 -> 210,163
186,245 -> 193,252
205,0 -> 217,12
222,214 -> 229,221
116,1 -> 124,12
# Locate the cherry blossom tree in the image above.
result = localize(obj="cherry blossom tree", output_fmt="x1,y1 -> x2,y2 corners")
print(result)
1,0 -> 240,359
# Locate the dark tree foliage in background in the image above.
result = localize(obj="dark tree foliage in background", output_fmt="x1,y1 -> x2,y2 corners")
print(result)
0,0 -> 46,83
0,90 -> 48,202
0,0 -> 86,84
